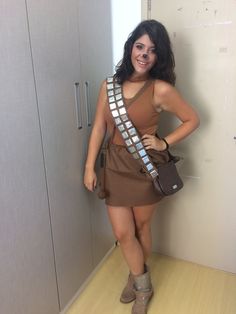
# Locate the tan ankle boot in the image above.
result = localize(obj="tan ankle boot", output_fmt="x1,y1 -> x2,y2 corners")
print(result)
120,273 -> 136,303
131,268 -> 153,314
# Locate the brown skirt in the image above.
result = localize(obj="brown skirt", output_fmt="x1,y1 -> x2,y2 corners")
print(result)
98,143 -> 170,207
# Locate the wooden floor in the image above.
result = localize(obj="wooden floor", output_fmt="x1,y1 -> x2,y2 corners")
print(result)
67,246 -> 236,314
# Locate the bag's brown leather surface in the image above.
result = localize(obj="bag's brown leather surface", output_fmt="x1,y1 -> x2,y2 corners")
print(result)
153,160 -> 184,195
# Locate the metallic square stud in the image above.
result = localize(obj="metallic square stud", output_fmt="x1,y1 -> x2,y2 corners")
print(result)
136,142 -> 144,150
142,156 -> 150,164
121,114 -> 128,121
108,90 -> 114,97
115,88 -> 122,94
125,139 -> 132,146
128,128 -> 136,136
121,131 -> 129,139
107,77 -> 113,83
107,83 -> 113,90
115,117 -> 122,125
118,124 -> 125,132
119,107 -> 126,115
132,135 -> 139,143
125,121 -> 132,129
117,100 -> 124,107
109,96 -> 115,103
111,110 -> 119,117
115,94 -> 122,101
128,146 -> 136,153
132,152 -> 139,159
109,103 -> 116,110
138,149 -> 146,157
115,83 -> 120,88
146,163 -> 154,171
150,170 -> 158,178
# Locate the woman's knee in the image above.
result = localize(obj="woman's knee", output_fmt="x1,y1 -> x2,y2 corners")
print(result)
135,220 -> 151,236
113,227 -> 135,244
133,205 -> 156,235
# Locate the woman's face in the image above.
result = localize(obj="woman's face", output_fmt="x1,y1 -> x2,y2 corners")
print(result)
131,34 -> 157,77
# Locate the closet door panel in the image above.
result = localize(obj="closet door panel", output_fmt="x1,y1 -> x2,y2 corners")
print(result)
0,1 -> 59,313
78,0 -> 115,267
26,0 -> 93,309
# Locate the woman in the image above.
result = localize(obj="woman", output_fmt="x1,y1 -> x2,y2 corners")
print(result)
84,20 -> 199,314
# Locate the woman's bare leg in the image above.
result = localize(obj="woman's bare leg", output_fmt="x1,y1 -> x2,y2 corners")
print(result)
133,204 -> 157,262
107,206 -> 144,275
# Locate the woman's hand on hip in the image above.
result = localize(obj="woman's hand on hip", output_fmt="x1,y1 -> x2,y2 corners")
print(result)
142,134 -> 167,151
84,168 -> 97,192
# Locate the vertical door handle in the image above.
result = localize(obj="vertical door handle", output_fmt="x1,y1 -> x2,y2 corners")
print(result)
84,81 -> 92,127
74,82 -> 82,129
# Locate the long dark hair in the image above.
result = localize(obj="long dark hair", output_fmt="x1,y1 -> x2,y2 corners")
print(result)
114,19 -> 176,85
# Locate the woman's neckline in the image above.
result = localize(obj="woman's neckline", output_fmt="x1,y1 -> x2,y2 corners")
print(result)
127,75 -> 150,83
122,79 -> 151,101
127,78 -> 148,83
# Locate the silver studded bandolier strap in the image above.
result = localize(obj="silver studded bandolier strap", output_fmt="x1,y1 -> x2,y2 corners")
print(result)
106,76 -> 158,180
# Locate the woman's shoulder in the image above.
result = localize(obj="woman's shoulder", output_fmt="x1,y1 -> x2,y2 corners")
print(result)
98,79 -> 108,95
152,79 -> 178,109
101,79 -> 107,88
153,79 -> 175,98
96,79 -> 108,108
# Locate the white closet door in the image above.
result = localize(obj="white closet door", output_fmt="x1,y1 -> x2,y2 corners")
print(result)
143,0 -> 236,273
78,0 -> 115,267
0,1 -> 59,313
26,0 -> 93,310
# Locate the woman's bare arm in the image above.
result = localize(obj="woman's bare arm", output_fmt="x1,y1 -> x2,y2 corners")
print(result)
84,80 -> 107,191
142,80 -> 200,151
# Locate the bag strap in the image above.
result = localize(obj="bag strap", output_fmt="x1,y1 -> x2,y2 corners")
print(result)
106,76 -> 159,180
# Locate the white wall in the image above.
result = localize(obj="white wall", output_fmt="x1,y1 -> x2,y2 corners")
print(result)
142,0 -> 236,274
111,0 -> 141,71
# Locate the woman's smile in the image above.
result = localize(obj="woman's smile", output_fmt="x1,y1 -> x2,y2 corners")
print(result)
137,60 -> 148,66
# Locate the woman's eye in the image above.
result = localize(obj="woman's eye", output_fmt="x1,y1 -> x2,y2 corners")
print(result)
136,44 -> 143,50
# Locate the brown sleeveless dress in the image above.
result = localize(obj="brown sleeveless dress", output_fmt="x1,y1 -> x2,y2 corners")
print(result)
99,79 -> 169,207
